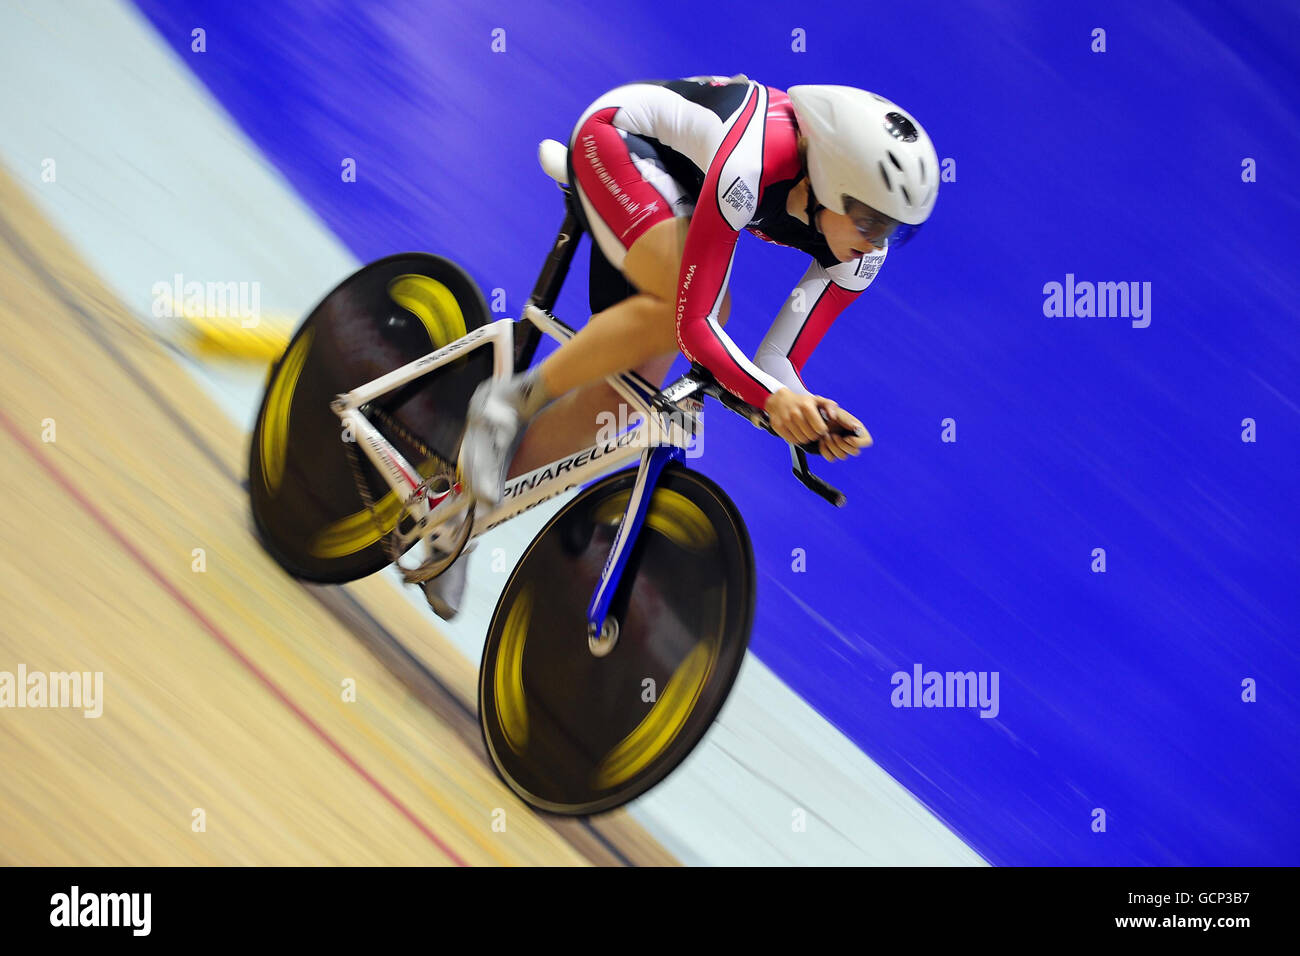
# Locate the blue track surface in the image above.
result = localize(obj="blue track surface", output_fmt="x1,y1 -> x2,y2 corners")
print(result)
133,0 -> 1300,864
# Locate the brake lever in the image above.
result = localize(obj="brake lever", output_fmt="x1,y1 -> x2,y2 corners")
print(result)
789,413 -> 857,507
789,444 -> 847,507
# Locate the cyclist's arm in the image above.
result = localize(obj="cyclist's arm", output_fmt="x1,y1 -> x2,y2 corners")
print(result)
754,252 -> 887,393
673,82 -> 785,410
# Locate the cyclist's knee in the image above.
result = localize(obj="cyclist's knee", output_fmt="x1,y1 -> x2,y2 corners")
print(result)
619,291 -> 675,329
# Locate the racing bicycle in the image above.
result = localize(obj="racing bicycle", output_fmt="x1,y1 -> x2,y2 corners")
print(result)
248,138 -> 852,815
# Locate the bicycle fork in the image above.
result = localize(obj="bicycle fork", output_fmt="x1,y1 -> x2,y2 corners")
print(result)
585,443 -> 682,657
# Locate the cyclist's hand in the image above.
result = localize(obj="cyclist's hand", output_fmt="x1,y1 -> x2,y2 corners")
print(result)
815,402 -> 872,461
765,389 -> 834,446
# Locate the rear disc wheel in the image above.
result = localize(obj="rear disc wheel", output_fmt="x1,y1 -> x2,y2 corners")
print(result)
248,252 -> 491,582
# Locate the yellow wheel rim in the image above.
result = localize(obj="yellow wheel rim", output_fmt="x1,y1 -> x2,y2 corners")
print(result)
494,584 -> 532,755
591,487 -> 717,552
259,328 -> 314,496
388,273 -> 467,347
593,630 -> 720,788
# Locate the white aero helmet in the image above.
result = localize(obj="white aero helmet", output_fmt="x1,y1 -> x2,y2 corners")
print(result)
787,84 -> 939,247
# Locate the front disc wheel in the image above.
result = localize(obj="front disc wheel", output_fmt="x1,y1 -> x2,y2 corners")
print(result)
478,463 -> 755,816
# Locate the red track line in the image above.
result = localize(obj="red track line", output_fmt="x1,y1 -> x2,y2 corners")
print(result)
0,407 -> 470,867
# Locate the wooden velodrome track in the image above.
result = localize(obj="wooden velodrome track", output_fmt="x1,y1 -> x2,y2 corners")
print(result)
0,168 -> 675,866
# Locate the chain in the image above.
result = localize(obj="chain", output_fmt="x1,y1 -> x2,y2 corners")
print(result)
343,428 -> 399,564
369,402 -> 444,469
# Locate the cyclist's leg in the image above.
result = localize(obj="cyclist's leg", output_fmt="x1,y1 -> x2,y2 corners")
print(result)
508,141 -> 738,475
465,106 -> 728,502
508,222 -> 731,476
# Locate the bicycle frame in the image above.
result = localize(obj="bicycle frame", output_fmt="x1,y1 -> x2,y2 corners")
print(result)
330,163 -> 844,644
330,302 -> 700,641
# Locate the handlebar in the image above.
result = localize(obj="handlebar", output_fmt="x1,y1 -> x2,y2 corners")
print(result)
652,365 -> 851,508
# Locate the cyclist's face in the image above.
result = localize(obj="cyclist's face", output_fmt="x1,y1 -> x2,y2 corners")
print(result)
818,206 -> 885,263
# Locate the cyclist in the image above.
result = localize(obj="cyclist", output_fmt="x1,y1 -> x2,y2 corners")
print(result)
423,76 -> 939,618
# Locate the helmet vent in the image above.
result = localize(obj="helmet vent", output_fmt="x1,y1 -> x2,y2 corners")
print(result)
887,150 -> 903,171
878,161 -> 893,192
918,158 -> 927,184
883,111 -> 919,143
900,185 -> 912,207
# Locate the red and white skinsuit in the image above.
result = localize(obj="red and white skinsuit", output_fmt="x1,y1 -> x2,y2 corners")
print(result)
568,74 -> 888,409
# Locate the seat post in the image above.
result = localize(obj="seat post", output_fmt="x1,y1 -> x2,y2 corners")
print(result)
516,192 -> 585,372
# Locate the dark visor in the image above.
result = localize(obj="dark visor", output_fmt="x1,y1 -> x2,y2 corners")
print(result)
843,196 -> 923,248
